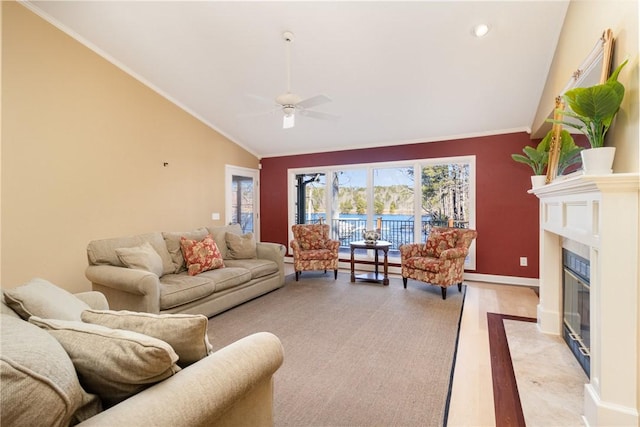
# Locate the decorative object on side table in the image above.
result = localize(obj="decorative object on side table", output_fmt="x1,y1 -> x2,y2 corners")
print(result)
549,58 -> 628,175
362,229 -> 380,244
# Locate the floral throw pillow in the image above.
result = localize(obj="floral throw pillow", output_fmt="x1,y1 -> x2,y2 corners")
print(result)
180,234 -> 224,276
425,230 -> 457,258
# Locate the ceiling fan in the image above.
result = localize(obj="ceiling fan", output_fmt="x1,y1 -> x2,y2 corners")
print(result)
246,31 -> 338,129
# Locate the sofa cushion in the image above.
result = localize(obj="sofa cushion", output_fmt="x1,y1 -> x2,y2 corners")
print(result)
225,232 -> 257,260
207,223 -> 243,260
0,314 -> 101,427
198,267 -> 252,292
158,274 -> 217,310
29,316 -> 180,408
81,309 -> 212,368
115,241 -> 164,277
425,229 -> 457,257
180,234 -> 225,276
162,228 -> 209,273
224,259 -> 278,279
3,278 -> 91,321
0,298 -> 20,318
87,232 -> 175,276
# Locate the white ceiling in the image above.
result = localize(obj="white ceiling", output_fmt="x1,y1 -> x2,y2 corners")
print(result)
24,1 -> 569,158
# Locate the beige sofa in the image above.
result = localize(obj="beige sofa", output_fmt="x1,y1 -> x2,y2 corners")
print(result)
1,280 -> 284,427
86,224 -> 285,317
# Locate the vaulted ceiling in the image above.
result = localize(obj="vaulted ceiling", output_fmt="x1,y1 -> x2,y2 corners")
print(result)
24,1 -> 569,158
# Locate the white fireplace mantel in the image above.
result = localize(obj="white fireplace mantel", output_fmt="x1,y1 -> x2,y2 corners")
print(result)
532,173 -> 640,426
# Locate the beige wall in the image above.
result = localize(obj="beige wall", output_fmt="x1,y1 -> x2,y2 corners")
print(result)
0,1 -> 3,287
532,1 -> 640,414
1,2 -> 259,292
532,0 -> 639,173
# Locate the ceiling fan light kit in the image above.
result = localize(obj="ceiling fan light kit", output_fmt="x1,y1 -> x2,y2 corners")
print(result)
246,30 -> 337,129
283,113 -> 295,129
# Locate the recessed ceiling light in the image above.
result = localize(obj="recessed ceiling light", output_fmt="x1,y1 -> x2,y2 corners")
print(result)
473,24 -> 490,38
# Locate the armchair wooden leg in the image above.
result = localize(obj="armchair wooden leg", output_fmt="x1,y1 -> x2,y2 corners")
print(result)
334,270 -> 338,280
458,282 -> 462,292
295,271 -> 299,281
441,287 -> 447,300
402,277 -> 408,289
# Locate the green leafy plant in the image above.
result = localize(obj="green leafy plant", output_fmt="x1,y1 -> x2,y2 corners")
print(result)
550,59 -> 628,148
540,129 -> 583,175
511,140 -> 548,175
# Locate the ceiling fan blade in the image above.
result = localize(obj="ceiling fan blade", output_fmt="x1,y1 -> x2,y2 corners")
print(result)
297,94 -> 332,109
299,109 -> 339,121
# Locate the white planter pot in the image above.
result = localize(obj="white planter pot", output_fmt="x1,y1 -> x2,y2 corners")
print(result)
581,147 -> 616,175
531,175 -> 547,189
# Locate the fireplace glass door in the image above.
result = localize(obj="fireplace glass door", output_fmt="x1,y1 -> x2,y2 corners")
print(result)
562,249 -> 590,376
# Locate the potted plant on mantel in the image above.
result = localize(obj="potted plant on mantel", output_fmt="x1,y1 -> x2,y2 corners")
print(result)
511,140 -> 549,189
549,59 -> 628,174
512,130 -> 582,188
543,128 -> 583,175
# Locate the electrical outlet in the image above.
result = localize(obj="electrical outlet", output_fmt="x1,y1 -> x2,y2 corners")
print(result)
519,257 -> 528,267
211,213 -> 220,220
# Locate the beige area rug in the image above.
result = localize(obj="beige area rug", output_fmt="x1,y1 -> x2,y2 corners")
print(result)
208,272 -> 465,427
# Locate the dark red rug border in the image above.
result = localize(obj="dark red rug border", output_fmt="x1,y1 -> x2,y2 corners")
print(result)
487,313 -> 536,427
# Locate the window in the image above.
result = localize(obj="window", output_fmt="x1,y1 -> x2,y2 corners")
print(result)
373,166 -> 415,246
288,156 -> 476,268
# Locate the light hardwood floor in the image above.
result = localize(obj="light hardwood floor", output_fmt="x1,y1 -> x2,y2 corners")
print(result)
283,265 -> 586,426
448,281 -> 586,427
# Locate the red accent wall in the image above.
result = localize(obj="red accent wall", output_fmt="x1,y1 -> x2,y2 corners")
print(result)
260,132 -> 541,278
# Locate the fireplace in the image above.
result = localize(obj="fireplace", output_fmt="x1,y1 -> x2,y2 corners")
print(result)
562,248 -> 590,377
532,173 -> 639,426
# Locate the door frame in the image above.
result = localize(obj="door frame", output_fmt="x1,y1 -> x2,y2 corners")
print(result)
225,165 -> 260,240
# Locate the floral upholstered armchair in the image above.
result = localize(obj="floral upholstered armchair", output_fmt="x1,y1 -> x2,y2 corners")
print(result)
290,224 -> 340,281
399,227 -> 477,299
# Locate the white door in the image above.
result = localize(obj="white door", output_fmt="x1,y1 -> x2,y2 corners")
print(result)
225,165 -> 260,239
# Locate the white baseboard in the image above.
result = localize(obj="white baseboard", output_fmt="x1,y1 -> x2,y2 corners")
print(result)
285,257 -> 539,287
464,273 -> 539,287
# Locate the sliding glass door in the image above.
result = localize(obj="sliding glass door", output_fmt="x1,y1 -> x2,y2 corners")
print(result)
288,156 -> 475,267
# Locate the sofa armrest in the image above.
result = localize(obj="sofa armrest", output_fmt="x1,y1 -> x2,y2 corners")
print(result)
74,291 -> 109,310
78,332 -> 284,427
256,241 -> 285,261
256,242 -> 285,284
85,265 -> 161,313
